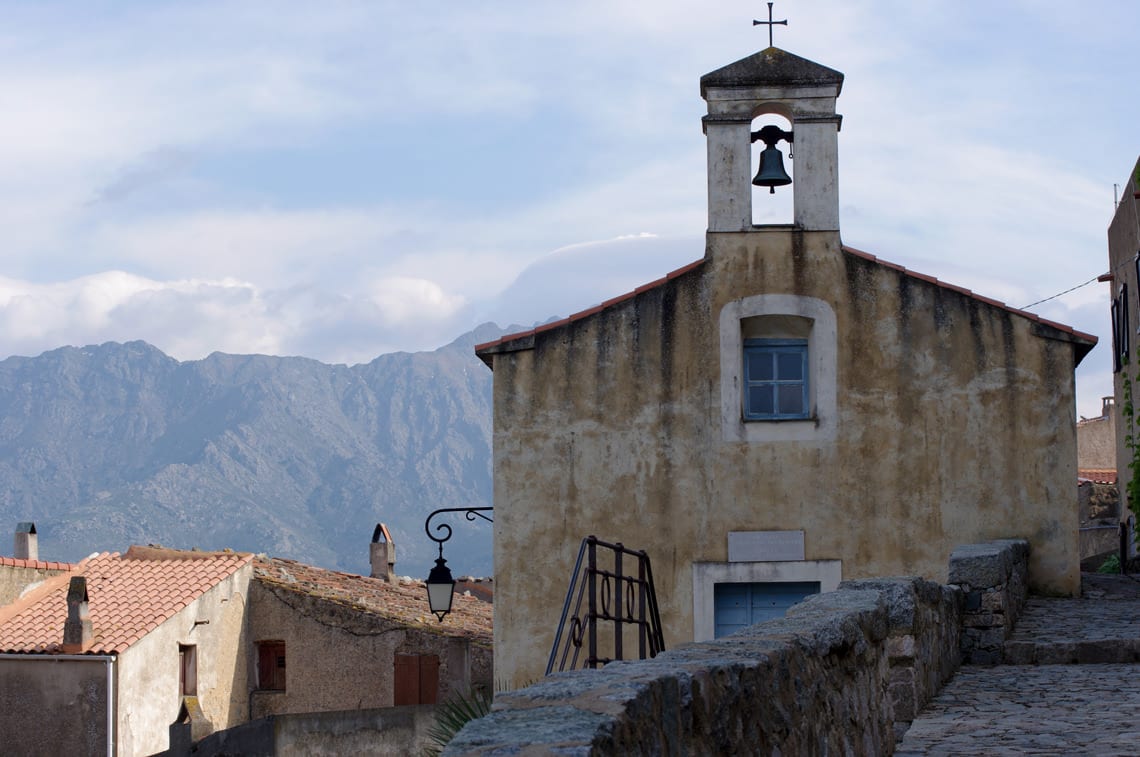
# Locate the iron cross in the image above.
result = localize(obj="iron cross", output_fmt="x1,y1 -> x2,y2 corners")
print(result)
753,2 -> 787,47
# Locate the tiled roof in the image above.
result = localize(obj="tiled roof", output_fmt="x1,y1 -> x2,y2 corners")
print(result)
841,246 -> 1098,347
1078,469 -> 1117,485
456,577 -> 494,604
474,245 -> 1097,364
254,557 -> 493,645
0,556 -> 73,572
0,546 -> 253,655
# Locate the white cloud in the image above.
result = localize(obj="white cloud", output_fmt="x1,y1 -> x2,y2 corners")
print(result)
0,0 -> 1135,419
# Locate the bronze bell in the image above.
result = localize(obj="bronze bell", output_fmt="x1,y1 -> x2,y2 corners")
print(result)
753,145 -> 792,193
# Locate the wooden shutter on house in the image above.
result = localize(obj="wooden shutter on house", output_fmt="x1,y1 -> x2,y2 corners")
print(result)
257,641 -> 287,691
394,654 -> 440,705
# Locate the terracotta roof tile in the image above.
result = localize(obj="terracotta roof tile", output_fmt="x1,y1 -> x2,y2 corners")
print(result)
1078,469 -> 1117,485
0,556 -> 76,572
253,557 -> 492,645
0,547 -> 253,655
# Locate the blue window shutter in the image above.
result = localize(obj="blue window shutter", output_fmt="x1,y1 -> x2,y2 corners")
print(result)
743,339 -> 808,420
713,582 -> 822,638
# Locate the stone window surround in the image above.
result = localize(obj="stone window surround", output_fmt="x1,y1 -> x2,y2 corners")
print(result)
719,293 -> 837,442
692,559 -> 843,642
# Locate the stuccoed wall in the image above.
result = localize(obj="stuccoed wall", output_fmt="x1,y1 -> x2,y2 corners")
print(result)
0,656 -> 110,755
115,564 -> 252,757
247,579 -> 491,718
1108,156 -> 1140,542
488,229 -> 1083,687
185,704 -> 439,757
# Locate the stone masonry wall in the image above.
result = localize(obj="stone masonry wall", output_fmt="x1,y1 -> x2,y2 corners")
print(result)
841,577 -> 962,740
947,539 -> 1029,665
447,541 -> 1028,755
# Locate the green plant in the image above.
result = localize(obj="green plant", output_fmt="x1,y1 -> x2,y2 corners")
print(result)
1098,553 -> 1122,574
423,687 -> 493,757
1121,361 -> 1140,523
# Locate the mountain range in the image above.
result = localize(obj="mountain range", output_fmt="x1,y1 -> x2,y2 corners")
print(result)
0,324 -> 510,578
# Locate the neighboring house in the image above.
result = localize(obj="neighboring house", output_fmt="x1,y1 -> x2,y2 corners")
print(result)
476,45 -> 1096,687
0,546 -> 254,757
1106,154 -> 1140,561
250,556 -> 493,719
0,525 -> 492,755
0,523 -> 73,605
1077,396 -> 1116,483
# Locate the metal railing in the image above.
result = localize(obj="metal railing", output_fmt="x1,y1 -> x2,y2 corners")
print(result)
546,536 -> 665,675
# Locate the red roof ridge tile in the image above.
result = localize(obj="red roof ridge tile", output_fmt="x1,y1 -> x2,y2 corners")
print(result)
840,245 -> 1096,346
474,257 -> 707,355
471,244 -> 1095,363
0,556 -> 76,571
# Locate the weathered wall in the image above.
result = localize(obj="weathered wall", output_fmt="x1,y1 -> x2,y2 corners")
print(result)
0,559 -> 70,606
248,579 -> 492,718
0,655 -> 111,756
182,704 -> 438,757
447,542 -> 1029,755
1077,412 -> 1115,470
488,229 -> 1083,686
1109,156 -> 1140,545
115,563 -> 252,757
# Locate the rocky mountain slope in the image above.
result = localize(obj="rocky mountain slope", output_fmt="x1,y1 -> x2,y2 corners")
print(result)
0,324 -> 508,578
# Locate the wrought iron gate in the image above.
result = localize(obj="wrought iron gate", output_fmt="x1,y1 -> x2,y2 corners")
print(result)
546,536 -> 666,675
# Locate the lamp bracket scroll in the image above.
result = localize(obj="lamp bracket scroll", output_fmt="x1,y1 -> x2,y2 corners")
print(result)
424,507 -> 494,557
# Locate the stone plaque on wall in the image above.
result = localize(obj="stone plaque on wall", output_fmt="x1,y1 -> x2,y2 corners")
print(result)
728,531 -> 805,562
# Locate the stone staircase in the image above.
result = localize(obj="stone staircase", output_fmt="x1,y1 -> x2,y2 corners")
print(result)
897,573 -> 1140,756
1002,574 -> 1140,665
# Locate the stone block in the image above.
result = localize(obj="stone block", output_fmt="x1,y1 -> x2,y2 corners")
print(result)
980,591 -> 1007,613
1076,641 -> 1131,664
965,648 -> 1001,665
948,543 -> 1012,589
887,634 -> 916,659
1001,641 -> 1035,665
962,611 -> 996,628
1036,642 -> 1078,665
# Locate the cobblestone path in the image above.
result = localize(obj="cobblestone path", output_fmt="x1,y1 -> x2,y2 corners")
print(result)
895,664 -> 1140,756
897,574 -> 1140,756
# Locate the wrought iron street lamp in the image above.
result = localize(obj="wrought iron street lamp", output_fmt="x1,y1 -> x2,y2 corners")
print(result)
423,506 -> 493,622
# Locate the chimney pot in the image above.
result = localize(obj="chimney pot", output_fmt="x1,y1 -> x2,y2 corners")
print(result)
62,576 -> 93,653
14,522 -> 38,561
370,523 -> 396,583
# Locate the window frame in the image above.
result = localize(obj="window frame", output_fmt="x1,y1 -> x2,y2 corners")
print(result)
742,338 -> 810,421
718,294 -> 837,443
179,644 -> 198,696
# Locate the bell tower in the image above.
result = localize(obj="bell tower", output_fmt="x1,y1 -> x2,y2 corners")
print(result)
700,47 -> 843,232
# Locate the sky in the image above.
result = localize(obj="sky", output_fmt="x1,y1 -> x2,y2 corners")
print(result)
0,0 -> 1137,418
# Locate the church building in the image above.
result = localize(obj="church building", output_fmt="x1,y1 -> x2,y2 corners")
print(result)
475,43 -> 1096,688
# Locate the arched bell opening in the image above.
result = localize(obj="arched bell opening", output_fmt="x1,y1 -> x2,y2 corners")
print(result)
750,113 -> 794,226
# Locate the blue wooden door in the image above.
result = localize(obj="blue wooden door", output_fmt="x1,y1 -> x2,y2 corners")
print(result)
713,581 -> 821,638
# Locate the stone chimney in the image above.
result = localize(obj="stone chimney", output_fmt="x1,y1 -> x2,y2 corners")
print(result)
62,576 -> 93,653
14,522 -> 37,561
370,523 -> 396,583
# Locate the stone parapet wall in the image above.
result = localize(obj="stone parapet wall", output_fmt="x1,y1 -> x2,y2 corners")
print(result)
947,539 -> 1029,665
447,541 -> 1031,755
447,578 -> 965,756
